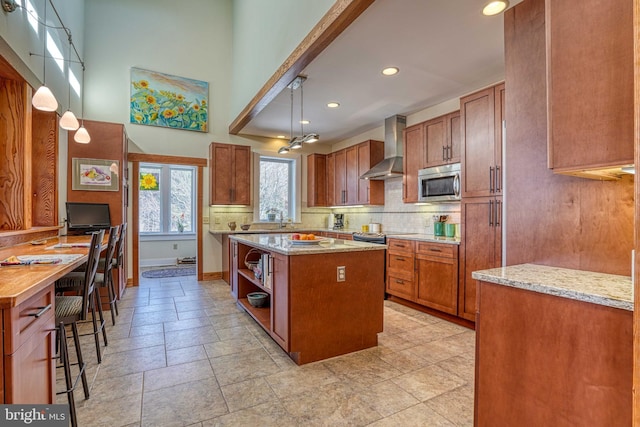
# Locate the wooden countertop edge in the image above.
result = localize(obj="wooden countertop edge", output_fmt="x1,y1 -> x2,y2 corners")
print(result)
0,262 -> 79,309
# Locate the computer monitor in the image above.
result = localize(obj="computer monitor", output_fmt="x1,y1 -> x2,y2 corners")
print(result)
65,202 -> 111,234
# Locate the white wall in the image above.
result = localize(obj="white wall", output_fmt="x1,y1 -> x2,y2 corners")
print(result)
230,0 -> 334,119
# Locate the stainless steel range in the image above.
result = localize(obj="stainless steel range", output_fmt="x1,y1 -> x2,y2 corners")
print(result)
352,232 -> 386,245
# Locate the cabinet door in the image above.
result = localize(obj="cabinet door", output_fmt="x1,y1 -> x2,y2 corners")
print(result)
416,253 -> 458,315
210,143 -> 233,204
345,146 -> 358,205
334,149 -> 346,205
546,0 -> 633,172
459,197 -> 501,321
326,153 -> 335,206
447,111 -> 461,164
461,87 -> 497,198
356,140 -> 384,205
402,124 -> 424,203
230,240 -> 238,300
494,84 -> 504,195
307,154 -> 327,207
232,145 -> 251,205
271,253 -> 289,350
424,116 -> 447,167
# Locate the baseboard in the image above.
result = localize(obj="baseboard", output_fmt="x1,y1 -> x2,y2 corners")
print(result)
140,257 -> 178,267
203,271 -> 222,280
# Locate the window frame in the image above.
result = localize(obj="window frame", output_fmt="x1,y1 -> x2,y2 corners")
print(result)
139,163 -> 197,237
252,152 -> 301,224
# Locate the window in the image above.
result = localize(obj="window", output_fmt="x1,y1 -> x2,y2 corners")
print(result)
254,154 -> 301,223
139,163 -> 196,234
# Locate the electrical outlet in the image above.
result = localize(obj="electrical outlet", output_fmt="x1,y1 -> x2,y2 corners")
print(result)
203,216 -> 210,224
337,266 -> 346,282
214,217 -> 220,224
173,244 -> 178,250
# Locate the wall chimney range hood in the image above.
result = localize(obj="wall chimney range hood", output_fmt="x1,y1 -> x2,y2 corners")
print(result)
360,115 -> 406,180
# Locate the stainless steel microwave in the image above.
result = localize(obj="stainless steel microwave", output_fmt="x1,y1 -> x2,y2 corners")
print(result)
418,163 -> 461,202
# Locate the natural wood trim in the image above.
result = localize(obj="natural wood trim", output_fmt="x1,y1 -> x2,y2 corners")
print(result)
203,272 -> 222,281
228,0 -> 375,135
128,152 -> 207,167
633,0 -> 640,423
129,154 -> 206,285
132,162 -> 140,286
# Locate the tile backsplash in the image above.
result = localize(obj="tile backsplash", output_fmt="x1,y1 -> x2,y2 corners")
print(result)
208,177 -> 460,234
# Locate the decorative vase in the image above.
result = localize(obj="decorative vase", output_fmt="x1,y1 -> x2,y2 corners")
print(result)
178,223 -> 184,233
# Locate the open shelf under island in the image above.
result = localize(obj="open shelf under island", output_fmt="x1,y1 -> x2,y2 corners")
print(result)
229,233 -> 386,365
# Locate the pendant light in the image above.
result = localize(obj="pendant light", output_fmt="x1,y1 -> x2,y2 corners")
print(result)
59,33 -> 79,130
278,84 -> 295,154
32,0 -> 58,112
74,66 -> 90,144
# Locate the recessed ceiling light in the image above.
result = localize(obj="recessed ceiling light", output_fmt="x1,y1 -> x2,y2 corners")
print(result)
382,67 -> 399,76
276,135 -> 286,139
482,0 -> 509,16
327,102 -> 340,108
300,120 -> 310,125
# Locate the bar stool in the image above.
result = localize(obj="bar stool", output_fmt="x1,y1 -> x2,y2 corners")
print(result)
55,229 -> 103,427
56,228 -> 111,363
94,224 -> 120,325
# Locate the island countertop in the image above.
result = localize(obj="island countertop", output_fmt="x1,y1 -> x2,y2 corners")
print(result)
229,233 -> 386,255
472,263 -> 633,311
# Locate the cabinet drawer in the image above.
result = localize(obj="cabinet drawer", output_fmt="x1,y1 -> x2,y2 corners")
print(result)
4,286 -> 54,355
387,252 -> 414,272
387,275 -> 416,301
387,238 -> 415,253
416,242 -> 457,258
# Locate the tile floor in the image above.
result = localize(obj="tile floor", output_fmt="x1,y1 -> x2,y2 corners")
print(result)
60,274 -> 476,426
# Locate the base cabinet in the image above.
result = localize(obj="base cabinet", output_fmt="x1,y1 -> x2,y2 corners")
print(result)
415,242 -> 458,315
3,285 -> 55,403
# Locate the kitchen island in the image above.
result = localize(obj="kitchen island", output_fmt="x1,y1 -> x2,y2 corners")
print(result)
229,233 -> 386,364
472,264 -> 632,426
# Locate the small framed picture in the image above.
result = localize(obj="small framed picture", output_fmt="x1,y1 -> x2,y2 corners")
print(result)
72,158 -> 119,191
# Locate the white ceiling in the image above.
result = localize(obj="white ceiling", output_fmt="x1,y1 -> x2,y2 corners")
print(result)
240,0 -> 523,146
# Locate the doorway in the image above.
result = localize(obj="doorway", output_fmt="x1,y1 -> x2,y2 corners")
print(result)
128,153 -> 207,285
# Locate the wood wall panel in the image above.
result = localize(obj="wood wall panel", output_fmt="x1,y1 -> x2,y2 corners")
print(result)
504,0 -> 633,276
633,0 -> 640,422
0,79 -> 28,231
31,109 -> 57,227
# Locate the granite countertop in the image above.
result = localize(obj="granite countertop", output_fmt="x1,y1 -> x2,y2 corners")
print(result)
472,263 -> 633,311
386,233 -> 460,245
229,233 -> 386,256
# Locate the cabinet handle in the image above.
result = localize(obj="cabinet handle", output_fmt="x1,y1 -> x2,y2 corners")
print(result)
495,165 -> 501,193
28,304 -> 52,318
489,167 -> 494,193
395,279 -> 405,285
495,199 -> 501,227
395,257 -> 406,261
489,200 -> 494,226
429,248 -> 442,252
446,145 -> 451,161
442,145 -> 446,161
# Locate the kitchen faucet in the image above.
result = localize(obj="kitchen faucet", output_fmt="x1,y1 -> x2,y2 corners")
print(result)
279,211 -> 286,229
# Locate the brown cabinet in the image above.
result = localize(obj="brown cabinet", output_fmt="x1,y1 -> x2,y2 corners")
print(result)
459,196 -> 501,321
425,111 -> 460,167
402,124 -> 424,203
331,140 -> 384,206
307,154 -> 327,207
209,142 -> 251,205
546,0 -> 633,173
326,153 -> 335,206
386,238 -> 416,301
415,241 -> 458,315
460,84 -> 504,198
3,285 -> 55,403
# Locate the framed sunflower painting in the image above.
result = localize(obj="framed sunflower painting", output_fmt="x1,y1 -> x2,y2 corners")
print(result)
130,67 -> 208,132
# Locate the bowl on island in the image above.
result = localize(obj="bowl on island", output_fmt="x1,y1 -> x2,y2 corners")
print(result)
240,224 -> 251,231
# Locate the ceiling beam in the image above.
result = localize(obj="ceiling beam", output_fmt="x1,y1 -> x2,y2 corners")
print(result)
228,0 -> 375,135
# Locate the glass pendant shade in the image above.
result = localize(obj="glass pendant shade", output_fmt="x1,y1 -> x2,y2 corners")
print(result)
74,125 -> 91,144
59,110 -> 79,130
32,85 -> 58,111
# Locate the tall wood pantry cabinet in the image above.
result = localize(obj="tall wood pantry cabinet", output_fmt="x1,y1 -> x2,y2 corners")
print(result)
459,82 -> 504,322
209,143 -> 251,205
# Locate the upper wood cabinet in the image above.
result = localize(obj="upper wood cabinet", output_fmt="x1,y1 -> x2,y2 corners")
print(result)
330,140 -> 384,206
460,83 -> 504,198
546,0 -> 633,173
424,111 -> 460,167
0,77 -> 59,248
307,153 -> 327,207
209,143 -> 251,205
402,123 -> 424,203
